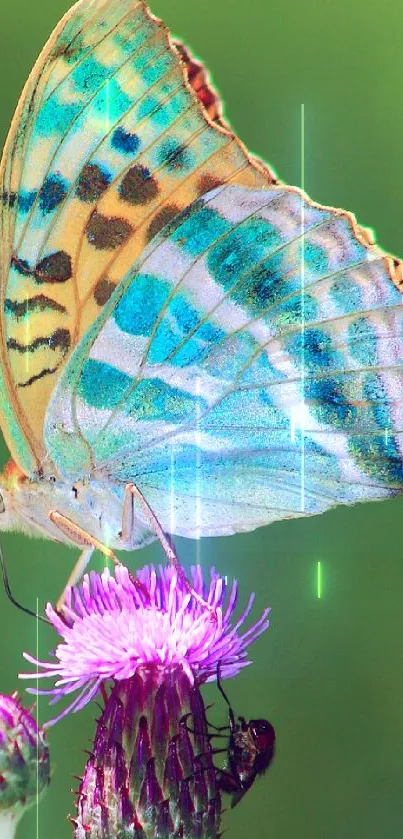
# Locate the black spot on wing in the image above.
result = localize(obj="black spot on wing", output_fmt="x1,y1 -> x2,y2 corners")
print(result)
1,190 -> 17,208
7,328 -> 71,355
11,256 -> 31,276
119,165 -> 159,205
146,204 -> 181,243
93,278 -> 117,306
35,251 -> 72,283
49,329 -> 71,353
4,295 -> 67,318
86,212 -> 133,250
18,365 -> 61,389
2,190 -> 37,213
196,174 -> 224,197
11,251 -> 72,283
76,164 -> 111,202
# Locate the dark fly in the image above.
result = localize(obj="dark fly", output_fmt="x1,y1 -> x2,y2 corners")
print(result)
213,665 -> 276,808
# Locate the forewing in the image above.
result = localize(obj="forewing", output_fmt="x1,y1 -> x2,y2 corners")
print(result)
0,0 -> 272,474
45,183 -> 403,536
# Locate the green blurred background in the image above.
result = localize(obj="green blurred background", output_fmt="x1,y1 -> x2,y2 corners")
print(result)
1,0 -> 403,836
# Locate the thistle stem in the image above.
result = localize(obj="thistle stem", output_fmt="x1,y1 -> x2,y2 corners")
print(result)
0,810 -> 21,839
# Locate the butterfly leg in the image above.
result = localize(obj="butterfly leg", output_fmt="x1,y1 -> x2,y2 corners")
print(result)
122,483 -> 217,618
49,510 -> 119,612
55,546 -> 94,612
49,510 -> 150,609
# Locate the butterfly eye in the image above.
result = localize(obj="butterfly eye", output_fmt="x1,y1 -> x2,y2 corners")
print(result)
0,493 -> 5,514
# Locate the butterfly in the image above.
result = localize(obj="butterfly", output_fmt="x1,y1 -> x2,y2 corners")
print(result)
1,0 -> 403,602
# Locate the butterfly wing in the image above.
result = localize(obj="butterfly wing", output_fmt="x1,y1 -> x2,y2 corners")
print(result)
0,0 -> 272,475
45,183 -> 403,536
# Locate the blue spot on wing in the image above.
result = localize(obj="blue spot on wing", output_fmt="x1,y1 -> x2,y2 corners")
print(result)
125,379 -> 205,422
206,217 -> 282,290
348,317 -> 378,365
92,78 -> 131,122
141,52 -> 173,85
363,372 -> 392,429
155,138 -> 194,173
273,294 -> 318,328
231,252 -> 285,313
305,376 -> 358,427
39,174 -> 68,214
137,95 -> 160,121
35,98 -> 82,137
348,432 -> 403,484
170,205 -> 231,258
18,190 -> 37,214
111,126 -> 141,155
137,88 -> 190,129
330,274 -> 362,313
304,241 -> 329,276
147,293 -> 226,366
72,56 -> 109,94
78,359 -> 132,410
287,329 -> 343,373
205,388 -> 290,430
114,274 -> 170,337
169,295 -> 200,333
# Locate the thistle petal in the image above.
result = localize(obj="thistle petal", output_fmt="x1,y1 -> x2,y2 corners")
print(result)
21,564 -> 270,723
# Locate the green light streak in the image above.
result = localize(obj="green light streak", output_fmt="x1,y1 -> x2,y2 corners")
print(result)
317,561 -> 322,599
300,102 -> 306,512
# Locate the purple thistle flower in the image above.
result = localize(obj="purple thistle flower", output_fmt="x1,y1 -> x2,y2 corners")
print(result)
21,565 -> 270,722
0,694 -> 50,838
21,564 -> 270,838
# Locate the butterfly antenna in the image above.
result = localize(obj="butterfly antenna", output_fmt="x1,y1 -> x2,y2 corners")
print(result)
127,483 -> 217,617
0,539 -> 50,624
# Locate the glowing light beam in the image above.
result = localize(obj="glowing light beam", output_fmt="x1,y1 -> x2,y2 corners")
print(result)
36,596 -> 39,839
300,103 -> 306,513
317,561 -> 322,599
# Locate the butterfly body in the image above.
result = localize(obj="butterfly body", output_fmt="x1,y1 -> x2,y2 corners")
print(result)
1,0 -> 403,591
0,458 -> 153,551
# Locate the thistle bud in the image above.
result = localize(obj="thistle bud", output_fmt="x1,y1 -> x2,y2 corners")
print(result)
0,694 -> 50,838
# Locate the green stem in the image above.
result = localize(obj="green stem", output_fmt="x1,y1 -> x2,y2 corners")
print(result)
0,809 -> 21,839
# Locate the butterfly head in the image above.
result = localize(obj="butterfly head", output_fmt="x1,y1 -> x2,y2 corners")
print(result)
0,460 -> 99,542
0,459 -> 157,549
